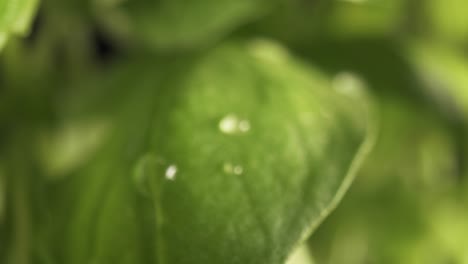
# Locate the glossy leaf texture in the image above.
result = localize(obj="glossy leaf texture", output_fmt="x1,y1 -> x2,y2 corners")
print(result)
0,0 -> 39,51
114,0 -> 275,50
46,40 -> 375,264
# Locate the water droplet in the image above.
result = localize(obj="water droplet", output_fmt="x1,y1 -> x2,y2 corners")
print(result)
165,165 -> 177,181
219,115 -> 238,134
223,162 -> 244,175
332,71 -> 365,96
133,155 -> 177,196
219,114 -> 251,135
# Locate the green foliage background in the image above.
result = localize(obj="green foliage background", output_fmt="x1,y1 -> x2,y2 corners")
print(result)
2,0 -> 468,263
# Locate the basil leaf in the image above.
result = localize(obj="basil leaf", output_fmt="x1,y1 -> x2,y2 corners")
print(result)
0,0 -> 39,51
59,40 -> 374,264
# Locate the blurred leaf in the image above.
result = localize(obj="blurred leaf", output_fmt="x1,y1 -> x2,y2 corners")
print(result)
247,0 -> 406,46
0,164 -> 5,261
405,42 -> 468,180
425,0 -> 468,43
0,0 -> 39,51
402,199 -> 468,263
37,119 -> 110,178
114,0 -> 276,50
286,244 -> 315,264
0,32 -> 7,49
405,42 -> 468,117
49,40 -> 375,264
0,162 -> 4,219
326,0 -> 406,38
309,111 -> 458,264
303,39 -> 461,264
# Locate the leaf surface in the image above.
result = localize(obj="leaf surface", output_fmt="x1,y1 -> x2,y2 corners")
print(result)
59,40 -> 374,264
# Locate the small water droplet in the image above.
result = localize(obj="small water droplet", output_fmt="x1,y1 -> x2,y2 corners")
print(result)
165,165 -> 177,181
133,155 -> 177,196
219,114 -> 251,135
223,162 -> 244,175
219,115 -> 238,134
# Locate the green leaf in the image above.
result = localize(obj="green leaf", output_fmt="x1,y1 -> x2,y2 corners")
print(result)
52,40 -> 374,264
247,0 -> 406,46
405,42 -> 468,117
303,40 -> 463,264
405,42 -> 468,189
325,0 -> 406,38
118,0 -> 274,50
309,111 -> 458,264
0,0 -> 39,51
425,0 -> 468,42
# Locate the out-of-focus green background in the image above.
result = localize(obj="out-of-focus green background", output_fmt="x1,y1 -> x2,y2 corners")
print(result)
3,0 -> 468,263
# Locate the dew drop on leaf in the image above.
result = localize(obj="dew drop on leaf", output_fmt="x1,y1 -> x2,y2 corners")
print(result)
165,165 -> 178,181
132,154 -> 172,196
